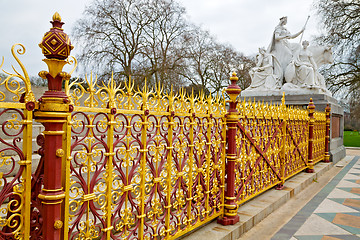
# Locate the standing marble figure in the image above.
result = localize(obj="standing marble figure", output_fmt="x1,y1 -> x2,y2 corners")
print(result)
268,16 -> 305,81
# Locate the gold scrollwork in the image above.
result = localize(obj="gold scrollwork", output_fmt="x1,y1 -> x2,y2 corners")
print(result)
0,43 -> 35,103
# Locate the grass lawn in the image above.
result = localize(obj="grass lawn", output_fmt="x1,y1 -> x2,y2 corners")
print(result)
344,131 -> 360,147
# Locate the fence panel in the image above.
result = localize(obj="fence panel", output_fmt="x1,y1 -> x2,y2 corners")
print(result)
0,44 -> 35,239
234,100 -> 284,205
283,107 -> 309,180
64,76 -> 226,239
0,40 -> 330,240
313,112 -> 326,164
0,12 -> 332,238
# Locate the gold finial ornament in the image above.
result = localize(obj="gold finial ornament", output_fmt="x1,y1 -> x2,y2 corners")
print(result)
226,72 -> 241,103
308,98 -> 315,111
39,12 -> 73,60
37,13 -> 75,104
52,12 -> 62,22
230,72 -> 238,81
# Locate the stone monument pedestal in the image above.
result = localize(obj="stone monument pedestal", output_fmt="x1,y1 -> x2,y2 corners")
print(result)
240,92 -> 345,164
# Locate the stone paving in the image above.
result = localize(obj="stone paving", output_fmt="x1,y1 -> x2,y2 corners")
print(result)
272,155 -> 360,240
181,149 -> 359,240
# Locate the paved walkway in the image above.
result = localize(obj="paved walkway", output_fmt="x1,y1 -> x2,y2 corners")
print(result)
183,149 -> 360,240
271,153 -> 360,240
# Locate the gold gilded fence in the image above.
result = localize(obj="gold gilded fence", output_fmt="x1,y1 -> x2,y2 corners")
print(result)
233,97 -> 311,205
313,112 -> 327,164
234,99 -> 285,204
283,106 -> 310,180
0,13 -> 331,239
63,75 -> 226,239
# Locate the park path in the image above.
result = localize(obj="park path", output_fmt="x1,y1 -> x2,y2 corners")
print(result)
239,148 -> 360,240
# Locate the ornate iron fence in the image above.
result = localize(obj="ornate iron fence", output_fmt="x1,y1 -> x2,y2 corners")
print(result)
0,13 -> 331,240
0,44 -> 35,240
63,75 -> 226,239
313,111 -> 327,164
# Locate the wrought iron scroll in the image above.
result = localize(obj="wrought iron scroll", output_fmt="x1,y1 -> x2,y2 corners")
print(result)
234,97 -> 313,205
283,107 -> 309,180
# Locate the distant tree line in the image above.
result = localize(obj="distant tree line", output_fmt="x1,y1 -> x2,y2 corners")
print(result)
72,0 -> 255,95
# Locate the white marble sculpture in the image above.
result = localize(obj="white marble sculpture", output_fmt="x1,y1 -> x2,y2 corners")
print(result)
268,16 -> 305,81
285,40 -> 317,87
283,41 -> 332,95
247,48 -> 281,90
243,16 -> 333,97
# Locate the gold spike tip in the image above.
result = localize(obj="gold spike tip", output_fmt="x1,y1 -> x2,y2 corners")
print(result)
53,12 -> 62,22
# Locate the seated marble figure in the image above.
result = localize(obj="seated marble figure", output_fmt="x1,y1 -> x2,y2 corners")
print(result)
247,47 -> 282,90
283,40 -> 332,95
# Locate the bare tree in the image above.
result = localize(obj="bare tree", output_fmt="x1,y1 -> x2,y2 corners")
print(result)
314,0 -> 360,94
208,44 -> 254,93
181,28 -> 216,92
140,0 -> 190,90
181,27 -> 255,95
72,0 -> 254,94
73,0 -> 152,80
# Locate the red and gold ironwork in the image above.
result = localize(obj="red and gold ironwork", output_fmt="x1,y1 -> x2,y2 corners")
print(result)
313,111 -> 326,164
0,44 -> 35,239
324,104 -> 331,163
233,94 -> 310,205
217,72 -> 240,225
34,12 -> 74,240
39,12 -> 74,60
234,97 -> 284,203
306,98 -> 316,173
0,12 -> 331,240
283,105 -> 309,180
64,73 -> 226,239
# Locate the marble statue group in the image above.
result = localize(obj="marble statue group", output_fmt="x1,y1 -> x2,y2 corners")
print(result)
245,16 -> 333,96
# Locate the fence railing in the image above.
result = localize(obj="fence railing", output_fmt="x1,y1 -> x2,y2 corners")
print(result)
0,13 -> 330,239
63,75 -> 226,239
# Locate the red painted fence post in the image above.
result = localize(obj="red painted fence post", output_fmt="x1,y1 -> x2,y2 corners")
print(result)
324,104 -> 331,163
306,98 -> 315,173
35,13 -> 73,240
217,72 -> 240,225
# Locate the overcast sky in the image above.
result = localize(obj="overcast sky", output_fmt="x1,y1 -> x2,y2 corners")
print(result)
0,0 -> 321,77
